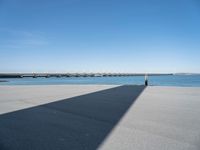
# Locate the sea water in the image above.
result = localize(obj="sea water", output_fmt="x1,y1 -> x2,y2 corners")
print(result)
1,75 -> 200,87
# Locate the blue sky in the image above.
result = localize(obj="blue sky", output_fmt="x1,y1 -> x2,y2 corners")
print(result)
0,0 -> 200,73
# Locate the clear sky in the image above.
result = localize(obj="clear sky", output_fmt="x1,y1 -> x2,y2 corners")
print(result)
0,0 -> 200,73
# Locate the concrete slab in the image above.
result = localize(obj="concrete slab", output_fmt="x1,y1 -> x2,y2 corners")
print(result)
0,85 -> 118,114
0,85 -> 200,150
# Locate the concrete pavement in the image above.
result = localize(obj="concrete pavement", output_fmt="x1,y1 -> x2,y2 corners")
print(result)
0,85 -> 200,150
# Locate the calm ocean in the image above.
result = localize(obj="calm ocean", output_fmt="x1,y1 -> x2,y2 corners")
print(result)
1,75 -> 200,87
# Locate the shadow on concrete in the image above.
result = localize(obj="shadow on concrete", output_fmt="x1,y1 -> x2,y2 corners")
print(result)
0,85 -> 145,150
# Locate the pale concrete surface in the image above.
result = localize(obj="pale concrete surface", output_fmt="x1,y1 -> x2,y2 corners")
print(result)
0,85 -> 200,150
99,86 -> 200,150
0,85 -> 118,115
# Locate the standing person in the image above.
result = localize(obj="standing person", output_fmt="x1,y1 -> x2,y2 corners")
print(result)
145,74 -> 148,86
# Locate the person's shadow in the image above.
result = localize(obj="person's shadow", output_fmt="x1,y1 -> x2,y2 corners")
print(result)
0,85 -> 145,150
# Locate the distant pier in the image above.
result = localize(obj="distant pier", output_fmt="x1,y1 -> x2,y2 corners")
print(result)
0,73 -> 173,78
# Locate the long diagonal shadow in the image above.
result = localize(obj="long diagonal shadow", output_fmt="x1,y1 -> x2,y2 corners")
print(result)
0,85 -> 146,150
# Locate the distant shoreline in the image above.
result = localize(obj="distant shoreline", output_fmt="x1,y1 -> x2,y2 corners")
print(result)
0,73 -> 173,78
